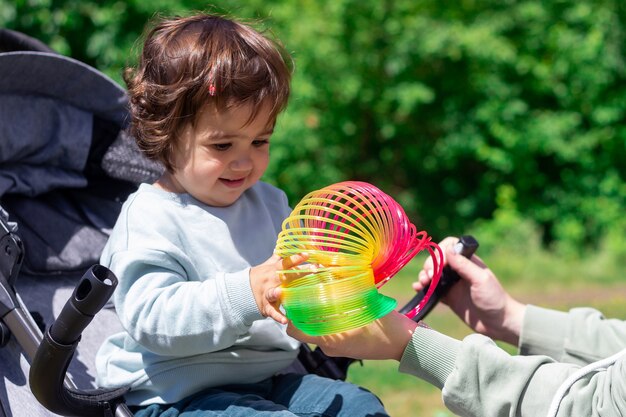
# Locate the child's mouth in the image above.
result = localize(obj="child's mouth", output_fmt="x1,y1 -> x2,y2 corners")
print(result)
220,178 -> 245,188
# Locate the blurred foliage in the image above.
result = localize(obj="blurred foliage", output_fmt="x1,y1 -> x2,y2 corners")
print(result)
2,0 -> 624,253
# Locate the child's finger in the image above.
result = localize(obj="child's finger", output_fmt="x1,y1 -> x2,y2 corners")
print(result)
280,252 -> 309,269
266,287 -> 283,302
266,253 -> 282,264
265,304 -> 288,324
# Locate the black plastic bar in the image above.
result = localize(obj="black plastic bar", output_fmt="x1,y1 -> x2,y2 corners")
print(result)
49,265 -> 116,345
1,300 -> 44,362
29,265 -> 133,417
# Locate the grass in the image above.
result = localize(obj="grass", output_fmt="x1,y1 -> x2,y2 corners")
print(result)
342,248 -> 626,416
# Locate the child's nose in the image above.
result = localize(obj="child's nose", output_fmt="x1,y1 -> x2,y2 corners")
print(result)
230,154 -> 253,171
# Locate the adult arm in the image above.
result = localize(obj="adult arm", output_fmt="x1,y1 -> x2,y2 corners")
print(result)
415,236 -> 626,362
401,308 -> 626,417
521,305 -> 626,364
289,308 -> 626,417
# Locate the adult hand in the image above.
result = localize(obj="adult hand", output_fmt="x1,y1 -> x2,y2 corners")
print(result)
414,237 -> 526,345
250,253 -> 309,324
287,311 -> 418,361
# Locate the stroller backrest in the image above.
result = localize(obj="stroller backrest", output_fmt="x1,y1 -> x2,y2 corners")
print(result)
0,29 -> 162,275
0,28 -> 54,53
0,28 -> 160,417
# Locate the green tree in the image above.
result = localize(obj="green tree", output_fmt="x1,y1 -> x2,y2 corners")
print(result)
2,0 -> 624,251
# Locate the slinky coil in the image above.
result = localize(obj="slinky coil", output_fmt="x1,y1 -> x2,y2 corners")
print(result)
275,181 -> 443,335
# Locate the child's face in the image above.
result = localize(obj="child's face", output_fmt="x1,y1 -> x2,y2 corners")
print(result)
159,103 -> 273,206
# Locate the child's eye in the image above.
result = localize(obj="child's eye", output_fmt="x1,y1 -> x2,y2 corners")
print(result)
252,139 -> 270,147
212,143 -> 232,151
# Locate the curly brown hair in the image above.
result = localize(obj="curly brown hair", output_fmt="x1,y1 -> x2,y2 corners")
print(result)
124,13 -> 293,171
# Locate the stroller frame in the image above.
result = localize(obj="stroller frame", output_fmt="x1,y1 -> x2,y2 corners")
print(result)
1,207 -> 132,417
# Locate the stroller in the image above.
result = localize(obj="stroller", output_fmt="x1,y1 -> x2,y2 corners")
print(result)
0,28 -> 475,417
0,28 -> 163,416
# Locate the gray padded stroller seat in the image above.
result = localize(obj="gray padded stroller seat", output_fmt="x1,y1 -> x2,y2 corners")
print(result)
0,28 -> 162,417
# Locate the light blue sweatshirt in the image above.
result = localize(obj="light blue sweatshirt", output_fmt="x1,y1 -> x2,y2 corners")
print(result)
95,182 -> 300,406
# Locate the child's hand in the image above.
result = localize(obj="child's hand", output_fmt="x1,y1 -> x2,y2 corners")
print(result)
250,253 -> 309,324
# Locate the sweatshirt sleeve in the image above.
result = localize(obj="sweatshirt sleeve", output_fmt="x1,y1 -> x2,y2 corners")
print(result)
103,189 -> 265,357
399,312 -> 626,417
520,305 -> 626,365
109,248 -> 262,357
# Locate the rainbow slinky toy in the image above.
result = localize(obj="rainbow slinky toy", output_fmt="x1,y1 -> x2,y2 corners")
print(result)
275,181 -> 443,336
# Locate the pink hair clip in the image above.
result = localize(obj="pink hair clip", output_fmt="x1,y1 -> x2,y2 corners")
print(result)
208,68 -> 217,96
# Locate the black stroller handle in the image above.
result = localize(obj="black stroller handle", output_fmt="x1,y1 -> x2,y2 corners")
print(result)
49,265 -> 117,345
29,265 -> 133,417
399,235 -> 479,321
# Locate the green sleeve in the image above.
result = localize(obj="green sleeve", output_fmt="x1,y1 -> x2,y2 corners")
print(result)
520,305 -> 626,364
399,309 -> 626,416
